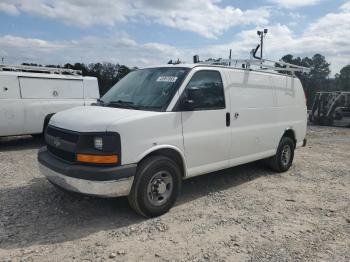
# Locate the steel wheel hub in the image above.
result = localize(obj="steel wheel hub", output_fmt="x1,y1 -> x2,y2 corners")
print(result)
156,180 -> 167,194
147,171 -> 173,206
281,145 -> 291,166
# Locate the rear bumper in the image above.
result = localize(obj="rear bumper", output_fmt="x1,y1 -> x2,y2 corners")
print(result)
38,147 -> 136,197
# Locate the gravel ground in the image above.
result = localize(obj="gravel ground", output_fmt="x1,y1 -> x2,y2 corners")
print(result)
0,125 -> 349,262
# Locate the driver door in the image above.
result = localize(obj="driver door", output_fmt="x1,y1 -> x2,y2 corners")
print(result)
178,70 -> 231,177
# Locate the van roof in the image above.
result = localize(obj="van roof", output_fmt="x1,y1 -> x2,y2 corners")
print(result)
142,63 -> 298,78
0,70 -> 96,80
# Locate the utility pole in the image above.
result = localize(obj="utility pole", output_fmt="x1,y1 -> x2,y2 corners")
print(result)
1,57 -> 4,64
257,29 -> 268,59
229,49 -> 232,66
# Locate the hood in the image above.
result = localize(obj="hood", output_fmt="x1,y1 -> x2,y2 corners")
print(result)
49,106 -> 158,132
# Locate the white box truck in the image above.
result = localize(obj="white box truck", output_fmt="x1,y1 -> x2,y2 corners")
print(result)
0,65 -> 99,137
38,59 -> 308,217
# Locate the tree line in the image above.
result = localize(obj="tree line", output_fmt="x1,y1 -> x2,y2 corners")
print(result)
23,55 -> 350,108
277,54 -> 349,108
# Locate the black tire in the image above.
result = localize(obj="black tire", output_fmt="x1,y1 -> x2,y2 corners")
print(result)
128,156 -> 182,218
268,137 -> 295,173
309,114 -> 313,122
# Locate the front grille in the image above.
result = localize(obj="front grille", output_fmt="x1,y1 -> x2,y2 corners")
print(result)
46,125 -> 79,143
47,144 -> 76,163
46,125 -> 78,163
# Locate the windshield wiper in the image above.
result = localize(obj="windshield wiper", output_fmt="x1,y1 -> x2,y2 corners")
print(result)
106,100 -> 136,109
92,98 -> 105,106
135,105 -> 162,111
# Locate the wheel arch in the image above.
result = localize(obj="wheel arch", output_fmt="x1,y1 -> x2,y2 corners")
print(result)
42,113 -> 55,132
136,145 -> 187,178
281,128 -> 297,148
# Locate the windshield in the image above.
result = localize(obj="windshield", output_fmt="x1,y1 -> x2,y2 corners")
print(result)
100,67 -> 190,111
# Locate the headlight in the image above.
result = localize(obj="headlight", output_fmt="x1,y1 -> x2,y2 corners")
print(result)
76,133 -> 121,165
94,137 -> 103,151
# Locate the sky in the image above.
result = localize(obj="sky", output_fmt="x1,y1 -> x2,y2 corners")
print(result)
0,0 -> 349,76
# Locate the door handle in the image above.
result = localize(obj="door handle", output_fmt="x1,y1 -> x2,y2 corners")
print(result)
234,112 -> 240,119
226,112 -> 230,127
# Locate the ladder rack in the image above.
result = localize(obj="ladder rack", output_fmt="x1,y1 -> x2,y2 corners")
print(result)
0,64 -> 82,75
199,58 -> 310,74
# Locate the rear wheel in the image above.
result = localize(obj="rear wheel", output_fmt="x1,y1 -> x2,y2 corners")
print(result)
268,137 -> 295,172
128,156 -> 181,217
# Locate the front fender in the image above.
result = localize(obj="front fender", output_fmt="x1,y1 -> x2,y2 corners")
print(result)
136,144 -> 187,177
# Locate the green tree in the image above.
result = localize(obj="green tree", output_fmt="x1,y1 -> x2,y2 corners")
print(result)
279,54 -> 331,108
116,65 -> 131,81
85,63 -> 132,95
335,65 -> 350,91
309,54 -> 330,80
22,63 -> 43,67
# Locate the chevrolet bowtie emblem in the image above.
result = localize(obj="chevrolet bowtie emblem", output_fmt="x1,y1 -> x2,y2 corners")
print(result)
53,137 -> 61,148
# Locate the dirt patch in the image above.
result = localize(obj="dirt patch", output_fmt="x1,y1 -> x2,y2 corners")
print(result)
1,126 -> 349,261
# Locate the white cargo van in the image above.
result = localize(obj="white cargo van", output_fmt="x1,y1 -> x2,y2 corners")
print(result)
38,61 -> 308,217
0,65 -> 99,137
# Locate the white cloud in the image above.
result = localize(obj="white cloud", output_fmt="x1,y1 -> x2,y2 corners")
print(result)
269,0 -> 323,9
0,2 -> 19,15
341,1 -> 350,11
0,0 -> 270,39
0,34 -> 183,68
136,1 -> 270,38
0,1 -> 349,75
0,35 -> 64,51
188,2 -> 350,74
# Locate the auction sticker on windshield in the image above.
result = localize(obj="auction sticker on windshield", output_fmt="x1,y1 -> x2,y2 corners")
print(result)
156,76 -> 178,82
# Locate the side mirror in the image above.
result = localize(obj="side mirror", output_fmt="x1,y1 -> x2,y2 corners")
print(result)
182,97 -> 195,111
181,87 -> 200,111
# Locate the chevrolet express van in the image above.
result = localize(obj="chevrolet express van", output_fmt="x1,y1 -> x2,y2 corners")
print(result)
38,64 -> 307,217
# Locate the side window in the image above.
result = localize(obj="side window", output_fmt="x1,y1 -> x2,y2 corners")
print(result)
184,70 -> 225,110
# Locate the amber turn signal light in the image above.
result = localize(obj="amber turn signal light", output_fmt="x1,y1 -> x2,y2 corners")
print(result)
77,154 -> 118,164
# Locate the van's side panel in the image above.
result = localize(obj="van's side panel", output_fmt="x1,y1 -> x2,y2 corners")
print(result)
1,71 -> 100,136
83,78 -> 100,105
273,75 -> 307,147
23,99 -> 86,134
226,70 -> 279,166
19,77 -> 84,99
18,77 -> 85,135
0,75 -> 24,136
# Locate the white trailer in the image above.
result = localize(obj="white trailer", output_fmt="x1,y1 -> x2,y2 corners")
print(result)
0,65 -> 99,137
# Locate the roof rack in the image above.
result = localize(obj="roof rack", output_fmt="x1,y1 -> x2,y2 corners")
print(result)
197,58 -> 311,74
0,64 -> 82,75
194,28 -> 310,75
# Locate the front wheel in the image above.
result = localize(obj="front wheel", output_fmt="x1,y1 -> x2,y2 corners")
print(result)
128,156 -> 182,217
268,137 -> 295,173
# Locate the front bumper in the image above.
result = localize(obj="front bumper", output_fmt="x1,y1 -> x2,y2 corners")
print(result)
38,147 -> 136,198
